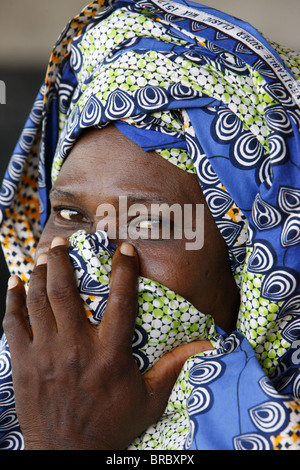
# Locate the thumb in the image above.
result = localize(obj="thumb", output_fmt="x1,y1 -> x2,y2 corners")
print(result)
144,340 -> 214,418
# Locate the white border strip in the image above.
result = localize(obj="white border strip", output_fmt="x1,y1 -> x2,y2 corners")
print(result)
151,0 -> 300,107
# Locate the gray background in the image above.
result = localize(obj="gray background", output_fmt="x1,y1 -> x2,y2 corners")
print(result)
0,0 -> 299,333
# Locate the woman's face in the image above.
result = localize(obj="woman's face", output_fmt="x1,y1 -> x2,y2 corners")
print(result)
37,125 -> 239,332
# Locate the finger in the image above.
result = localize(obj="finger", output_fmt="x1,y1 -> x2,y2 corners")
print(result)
100,242 -> 139,355
46,237 -> 87,334
26,253 -> 57,342
3,275 -> 31,352
144,340 -> 214,419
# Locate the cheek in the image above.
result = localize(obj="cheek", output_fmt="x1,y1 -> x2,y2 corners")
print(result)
35,218 -> 76,259
35,226 -> 55,260
134,241 -> 198,298
37,213 -> 95,259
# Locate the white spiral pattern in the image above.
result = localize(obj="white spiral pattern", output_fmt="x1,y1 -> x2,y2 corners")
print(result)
278,186 -> 300,213
0,383 -> 15,408
170,83 -> 199,100
28,98 -> 43,125
79,273 -> 110,296
38,158 -> 47,188
135,85 -> 168,110
0,351 -> 12,380
189,360 -> 223,385
182,50 -> 205,65
0,408 -> 19,431
80,95 -> 102,127
252,194 -> 281,231
187,387 -> 211,415
252,59 -> 276,79
215,107 -> 243,141
19,127 -> 36,153
269,134 -> 287,165
221,332 -> 241,353
70,42 -> 83,73
203,188 -> 233,217
249,401 -> 287,433
195,156 -> 219,185
233,132 -> 264,168
289,108 -> 300,128
0,432 -> 24,450
0,346 -> 23,450
0,180 -> 17,207
233,433 -> 271,450
282,318 -> 300,344
7,154 -> 26,180
58,82 -> 76,115
281,214 -> 300,247
104,89 -> 135,119
59,135 -> 78,162
292,374 -> 300,399
247,242 -> 275,273
217,220 -> 242,246
261,269 -> 297,301
257,156 -> 273,187
265,83 -> 294,107
184,419 -> 195,450
218,52 -> 248,72
258,376 -> 290,400
234,42 -> 252,55
278,294 -> 300,319
265,105 -> 292,134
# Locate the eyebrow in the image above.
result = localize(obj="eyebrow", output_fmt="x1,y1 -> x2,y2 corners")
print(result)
49,188 -> 178,207
50,188 -> 78,201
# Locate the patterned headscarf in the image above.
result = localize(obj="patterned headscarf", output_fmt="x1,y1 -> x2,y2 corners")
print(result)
0,0 -> 300,450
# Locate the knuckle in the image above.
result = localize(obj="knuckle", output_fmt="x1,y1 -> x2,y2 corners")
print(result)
47,282 -> 73,304
108,291 -> 137,312
96,349 -> 128,383
37,352 -> 58,378
27,290 -> 49,315
64,343 -> 90,370
47,245 -> 70,269
3,300 -> 27,335
48,244 -> 67,260
2,312 -> 15,334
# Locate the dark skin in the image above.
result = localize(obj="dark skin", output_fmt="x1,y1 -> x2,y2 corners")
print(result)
3,125 -> 240,450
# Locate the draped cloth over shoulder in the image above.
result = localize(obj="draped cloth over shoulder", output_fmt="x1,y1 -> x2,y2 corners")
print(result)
0,0 -> 300,450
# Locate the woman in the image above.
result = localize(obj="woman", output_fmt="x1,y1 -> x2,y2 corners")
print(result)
0,0 -> 300,450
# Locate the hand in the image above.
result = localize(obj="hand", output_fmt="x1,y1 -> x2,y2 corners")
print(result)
3,237 -> 213,450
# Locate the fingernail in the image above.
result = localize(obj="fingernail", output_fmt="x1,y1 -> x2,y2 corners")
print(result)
51,237 -> 68,249
120,242 -> 135,257
8,275 -> 19,290
36,253 -> 48,266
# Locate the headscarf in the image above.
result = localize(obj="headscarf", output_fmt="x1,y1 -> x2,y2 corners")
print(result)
0,0 -> 300,450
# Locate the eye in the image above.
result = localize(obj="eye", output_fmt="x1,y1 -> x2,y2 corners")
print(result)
128,216 -> 165,240
55,208 -> 89,224
137,219 -> 160,230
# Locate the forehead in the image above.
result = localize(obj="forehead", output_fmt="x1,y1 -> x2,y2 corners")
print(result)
51,125 -> 203,205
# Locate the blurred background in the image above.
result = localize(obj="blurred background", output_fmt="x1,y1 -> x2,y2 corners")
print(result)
0,0 -> 299,334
